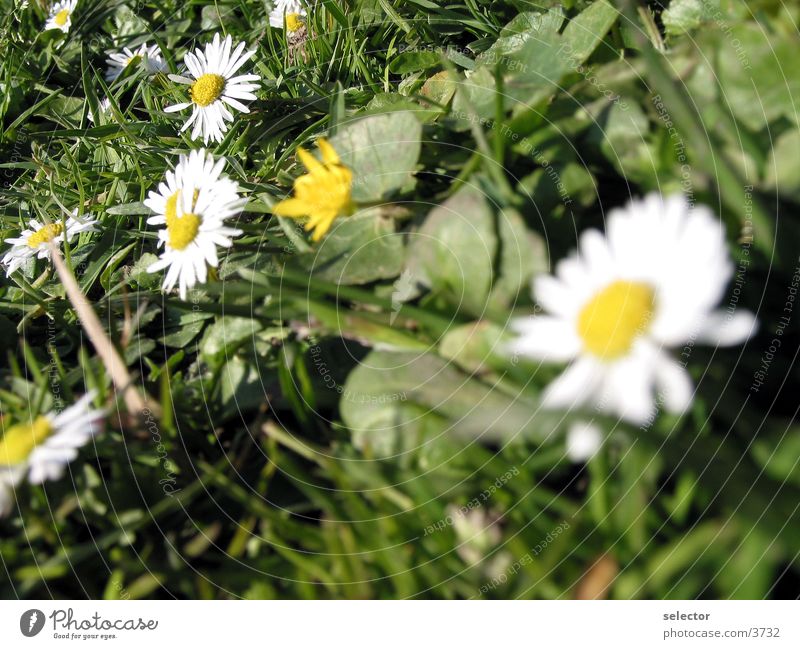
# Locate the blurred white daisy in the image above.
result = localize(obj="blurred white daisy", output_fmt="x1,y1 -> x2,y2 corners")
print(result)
2,211 -> 97,276
0,392 -> 105,517
565,420 -> 603,462
44,0 -> 77,32
105,41 -> 168,82
269,0 -> 306,32
509,194 -> 757,425
165,33 -> 260,144
144,149 -> 245,299
448,506 -> 511,580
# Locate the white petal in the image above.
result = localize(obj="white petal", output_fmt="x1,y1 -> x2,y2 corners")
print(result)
169,74 -> 195,85
695,310 -> 758,346
508,316 -> 581,362
220,95 -> 250,113
578,228 -> 614,276
534,274 -> 581,318
541,357 -> 601,411
654,354 -> 694,416
165,102 -> 191,113
566,420 -> 603,463
597,350 -> 657,425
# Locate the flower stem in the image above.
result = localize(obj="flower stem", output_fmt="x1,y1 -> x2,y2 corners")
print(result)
47,242 -> 157,417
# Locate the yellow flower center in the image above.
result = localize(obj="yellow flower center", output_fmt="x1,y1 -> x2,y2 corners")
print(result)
27,222 -> 64,249
577,280 -> 655,359
126,54 -> 142,68
190,73 -> 226,107
286,13 -> 304,32
54,8 -> 70,26
0,416 -> 53,465
165,190 -> 201,250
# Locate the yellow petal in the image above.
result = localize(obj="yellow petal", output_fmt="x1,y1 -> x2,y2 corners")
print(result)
296,147 -> 324,174
304,209 -> 331,229
317,138 -> 340,165
272,198 -> 310,218
293,173 -> 316,196
309,213 -> 338,241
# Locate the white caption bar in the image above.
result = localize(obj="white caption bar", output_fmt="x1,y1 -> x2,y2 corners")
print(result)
1,600 -> 797,648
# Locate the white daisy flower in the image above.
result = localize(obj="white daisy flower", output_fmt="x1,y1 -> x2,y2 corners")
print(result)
448,506 -> 511,580
44,0 -> 77,32
87,96 -> 112,124
565,420 -> 603,463
144,149 -> 245,300
164,33 -> 260,144
2,211 -> 98,276
269,0 -> 307,32
105,41 -> 168,82
0,392 -> 106,517
509,194 -> 758,425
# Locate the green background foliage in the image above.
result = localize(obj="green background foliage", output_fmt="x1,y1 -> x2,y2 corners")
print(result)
0,0 -> 798,599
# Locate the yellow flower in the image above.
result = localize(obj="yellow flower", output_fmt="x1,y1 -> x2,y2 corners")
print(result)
273,138 -> 353,242
286,13 -> 304,32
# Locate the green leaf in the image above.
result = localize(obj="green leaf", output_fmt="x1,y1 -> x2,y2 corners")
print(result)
476,10 -> 565,65
405,185 -> 496,316
438,320 -> 508,374
751,427 -> 800,487
200,316 -> 260,365
341,350 -> 557,457
451,66 -> 498,126
158,321 -> 205,349
591,100 -> 654,184
329,111 -> 422,202
78,230 -> 136,293
389,51 -> 441,74
487,207 -> 547,314
611,443 -> 661,553
107,202 -> 150,216
661,0 -> 746,36
112,4 -> 150,37
662,0 -> 719,35
419,72 -> 457,108
764,129 -> 800,199
715,23 -> 800,131
558,0 -> 618,63
304,300 -> 430,352
497,2 -> 616,113
217,356 -> 266,418
127,253 -> 161,290
296,207 -> 405,285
